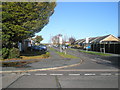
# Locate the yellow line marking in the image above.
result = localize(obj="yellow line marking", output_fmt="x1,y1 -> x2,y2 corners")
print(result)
0,59 -> 83,74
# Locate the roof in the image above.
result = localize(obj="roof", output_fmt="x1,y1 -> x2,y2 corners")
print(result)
91,35 -> 110,43
76,34 -> 120,44
101,34 -> 120,42
89,37 -> 98,43
76,39 -> 85,43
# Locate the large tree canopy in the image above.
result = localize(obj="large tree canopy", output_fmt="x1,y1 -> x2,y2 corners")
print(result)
2,2 -> 56,48
34,35 -> 43,44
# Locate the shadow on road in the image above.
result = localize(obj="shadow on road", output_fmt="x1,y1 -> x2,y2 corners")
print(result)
99,56 -> 120,69
20,50 -> 47,56
69,49 -> 120,69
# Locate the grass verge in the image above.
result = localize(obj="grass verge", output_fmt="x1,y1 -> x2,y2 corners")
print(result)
1,51 -> 50,61
56,51 -> 79,59
50,47 -> 79,59
69,48 -> 77,51
80,50 -> 112,56
0,49 -> 1,59
49,47 -> 56,51
2,60 -> 38,67
2,52 -> 50,67
20,52 -> 50,60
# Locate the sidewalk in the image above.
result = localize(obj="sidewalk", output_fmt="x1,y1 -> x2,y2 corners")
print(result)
2,74 -> 58,88
2,48 -> 82,72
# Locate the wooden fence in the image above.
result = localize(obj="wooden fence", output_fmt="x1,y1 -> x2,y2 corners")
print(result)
91,44 -> 120,54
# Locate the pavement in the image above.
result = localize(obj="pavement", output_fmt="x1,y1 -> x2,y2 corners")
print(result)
2,48 -> 82,72
1,47 -> 120,89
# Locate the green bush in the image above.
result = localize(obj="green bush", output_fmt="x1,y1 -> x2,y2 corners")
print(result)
8,48 -> 20,59
2,48 -> 9,59
2,47 -> 20,59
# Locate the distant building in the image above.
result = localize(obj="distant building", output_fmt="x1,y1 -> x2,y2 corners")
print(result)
65,41 -> 70,45
76,34 -> 120,54
77,34 -> 120,44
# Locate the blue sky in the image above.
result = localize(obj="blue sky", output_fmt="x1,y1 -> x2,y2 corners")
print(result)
36,2 -> 118,43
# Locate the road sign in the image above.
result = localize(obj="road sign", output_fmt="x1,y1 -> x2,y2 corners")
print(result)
59,36 -> 63,44
86,37 -> 89,43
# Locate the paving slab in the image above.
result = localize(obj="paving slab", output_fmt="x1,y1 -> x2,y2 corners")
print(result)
7,75 -> 58,88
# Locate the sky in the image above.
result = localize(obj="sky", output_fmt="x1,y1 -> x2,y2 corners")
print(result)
36,2 -> 118,43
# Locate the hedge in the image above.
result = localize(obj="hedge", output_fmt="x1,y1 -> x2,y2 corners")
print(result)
2,47 -> 20,59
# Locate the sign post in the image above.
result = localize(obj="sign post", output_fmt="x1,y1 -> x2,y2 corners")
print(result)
86,37 -> 89,51
59,35 -> 63,52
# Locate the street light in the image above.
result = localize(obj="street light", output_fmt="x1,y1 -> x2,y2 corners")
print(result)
59,34 -> 63,52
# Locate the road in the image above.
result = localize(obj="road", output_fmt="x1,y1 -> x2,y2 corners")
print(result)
2,70 -> 119,89
2,48 -> 120,90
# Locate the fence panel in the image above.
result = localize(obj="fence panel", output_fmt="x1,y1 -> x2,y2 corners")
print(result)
90,44 -> 120,54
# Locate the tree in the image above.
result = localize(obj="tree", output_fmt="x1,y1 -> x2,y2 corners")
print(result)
2,2 -> 56,59
2,2 -> 56,48
52,35 -> 59,45
69,37 -> 76,45
52,34 -> 62,45
35,35 -> 43,44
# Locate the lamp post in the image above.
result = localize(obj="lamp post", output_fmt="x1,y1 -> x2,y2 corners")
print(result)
59,34 -> 63,52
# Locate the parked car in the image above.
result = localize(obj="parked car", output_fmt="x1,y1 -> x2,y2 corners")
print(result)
65,45 -> 69,48
85,46 -> 91,50
31,46 -> 40,51
48,44 -> 52,48
53,45 -> 59,48
61,45 -> 69,49
38,45 -> 47,51
32,45 -> 47,51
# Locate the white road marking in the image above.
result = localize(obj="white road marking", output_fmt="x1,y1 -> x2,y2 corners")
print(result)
102,60 -> 111,63
50,74 -> 63,76
11,73 -> 16,75
84,73 -> 96,76
53,69 -> 118,72
91,59 -> 111,63
115,73 -> 120,76
68,74 -> 80,76
91,59 -> 97,62
23,73 -> 31,76
21,73 -> 25,75
35,73 -> 47,76
100,73 -> 111,76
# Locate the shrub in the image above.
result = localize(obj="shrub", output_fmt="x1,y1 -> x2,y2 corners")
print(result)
2,48 -> 9,59
8,48 -> 20,59
2,62 -> 19,67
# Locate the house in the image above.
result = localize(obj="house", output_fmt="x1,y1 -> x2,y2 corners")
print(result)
76,34 -> 120,54
65,41 -> 70,45
91,34 -> 120,44
18,38 -> 35,52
